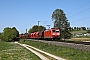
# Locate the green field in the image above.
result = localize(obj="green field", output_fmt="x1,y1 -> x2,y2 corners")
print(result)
0,41 -> 41,60
70,30 -> 90,41
19,39 -> 90,60
71,30 -> 87,35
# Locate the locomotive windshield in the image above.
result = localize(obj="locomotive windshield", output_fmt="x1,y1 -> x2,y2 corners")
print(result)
56,30 -> 59,32
52,30 -> 59,32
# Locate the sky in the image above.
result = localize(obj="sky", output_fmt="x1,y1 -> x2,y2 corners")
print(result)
0,0 -> 90,33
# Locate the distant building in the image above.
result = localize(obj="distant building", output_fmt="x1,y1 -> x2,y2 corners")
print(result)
74,33 -> 83,37
74,33 -> 90,37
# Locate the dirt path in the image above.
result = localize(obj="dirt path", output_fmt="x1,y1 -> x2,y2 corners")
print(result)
15,42 -> 65,60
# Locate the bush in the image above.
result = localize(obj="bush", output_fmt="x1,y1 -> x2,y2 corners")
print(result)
1,27 -> 19,42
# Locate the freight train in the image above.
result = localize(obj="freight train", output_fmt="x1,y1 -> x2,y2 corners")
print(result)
18,28 -> 60,40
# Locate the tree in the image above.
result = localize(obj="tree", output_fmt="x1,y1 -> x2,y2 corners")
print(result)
74,27 -> 77,30
2,27 -> 19,42
11,27 -> 19,41
87,27 -> 90,30
77,27 -> 79,30
87,27 -> 90,33
28,25 -> 46,33
87,30 -> 90,33
71,27 -> 74,31
12,27 -> 19,37
81,27 -> 86,30
68,27 -> 73,31
78,27 -> 81,30
0,34 -> 1,40
52,9 -> 71,39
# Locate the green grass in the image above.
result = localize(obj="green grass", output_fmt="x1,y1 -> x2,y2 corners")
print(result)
0,41 -> 41,60
19,39 -> 90,60
71,30 -> 87,34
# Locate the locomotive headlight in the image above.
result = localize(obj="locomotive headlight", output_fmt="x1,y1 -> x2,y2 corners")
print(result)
57,33 -> 60,35
53,33 -> 55,35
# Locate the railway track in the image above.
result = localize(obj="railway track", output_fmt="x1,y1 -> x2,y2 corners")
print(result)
27,39 -> 90,45
27,39 -> 90,51
58,40 -> 90,45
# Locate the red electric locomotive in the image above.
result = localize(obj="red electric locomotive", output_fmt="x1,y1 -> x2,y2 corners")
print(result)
44,28 -> 60,40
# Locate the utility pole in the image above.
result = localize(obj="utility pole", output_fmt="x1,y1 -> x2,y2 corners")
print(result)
38,21 -> 40,32
26,28 -> 27,39
38,21 -> 40,40
26,28 -> 27,33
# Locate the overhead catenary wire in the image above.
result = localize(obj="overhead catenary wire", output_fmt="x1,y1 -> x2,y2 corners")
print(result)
68,8 -> 90,18
67,1 -> 90,15
71,17 -> 90,23
67,1 -> 90,25
41,21 -> 47,26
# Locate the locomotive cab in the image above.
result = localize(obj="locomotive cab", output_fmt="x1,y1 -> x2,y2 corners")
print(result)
51,28 -> 60,39
44,28 -> 60,40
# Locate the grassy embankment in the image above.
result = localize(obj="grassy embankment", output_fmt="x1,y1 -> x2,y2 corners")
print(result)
0,41 -> 41,60
19,39 -> 90,60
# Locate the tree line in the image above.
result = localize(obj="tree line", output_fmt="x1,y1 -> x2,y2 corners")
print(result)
0,27 -> 19,42
28,25 -> 46,33
69,27 -> 90,31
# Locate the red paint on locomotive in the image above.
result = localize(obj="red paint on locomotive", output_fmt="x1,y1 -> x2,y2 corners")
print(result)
30,32 -> 39,39
44,28 -> 60,39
